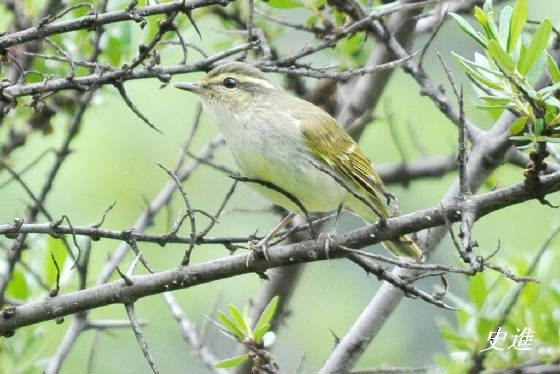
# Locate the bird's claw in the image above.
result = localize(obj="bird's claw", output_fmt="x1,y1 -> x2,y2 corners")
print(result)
246,238 -> 270,267
318,232 -> 336,259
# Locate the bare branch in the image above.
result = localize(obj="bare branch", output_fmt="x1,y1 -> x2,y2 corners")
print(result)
1,170 -> 559,334
125,303 -> 160,374
0,0 -> 232,50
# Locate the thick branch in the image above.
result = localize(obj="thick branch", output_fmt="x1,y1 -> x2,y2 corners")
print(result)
1,171 -> 559,334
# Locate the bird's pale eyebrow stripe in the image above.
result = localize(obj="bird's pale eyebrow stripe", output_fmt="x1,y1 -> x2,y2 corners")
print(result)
208,73 -> 277,90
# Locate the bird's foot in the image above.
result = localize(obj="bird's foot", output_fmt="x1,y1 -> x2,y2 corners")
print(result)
318,232 -> 336,259
245,212 -> 296,266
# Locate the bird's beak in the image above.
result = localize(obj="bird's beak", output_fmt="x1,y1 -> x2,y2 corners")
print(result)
173,81 -> 203,94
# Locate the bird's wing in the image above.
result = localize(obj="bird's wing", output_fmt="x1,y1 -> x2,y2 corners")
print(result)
296,105 -> 390,217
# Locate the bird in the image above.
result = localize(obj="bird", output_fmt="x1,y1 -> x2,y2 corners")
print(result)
174,62 -> 422,260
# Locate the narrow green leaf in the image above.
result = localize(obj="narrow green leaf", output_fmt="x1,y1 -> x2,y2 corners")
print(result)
546,53 -> 560,83
518,18 -> 552,75
545,96 -> 560,110
254,296 -> 279,330
545,104 -> 559,126
498,6 -> 512,50
453,53 -> 503,90
229,304 -> 249,336
253,296 -> 280,342
508,0 -> 527,52
516,142 -> 536,149
487,39 -> 516,72
218,311 -> 245,339
215,354 -> 249,368
477,317 -> 497,340
262,0 -> 302,8
509,134 -> 532,141
450,13 -> 486,48
474,6 -> 493,40
534,118 -> 544,136
469,274 -> 488,309
483,0 -> 493,14
253,322 -> 271,343
439,322 -> 472,351
510,116 -> 528,134
479,96 -> 512,106
541,136 -> 560,143
538,81 -> 560,98
527,50 -> 547,85
478,3 -> 499,42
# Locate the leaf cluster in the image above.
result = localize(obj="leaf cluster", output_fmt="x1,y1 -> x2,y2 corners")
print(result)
452,0 -> 560,148
214,296 -> 279,369
437,249 -> 560,371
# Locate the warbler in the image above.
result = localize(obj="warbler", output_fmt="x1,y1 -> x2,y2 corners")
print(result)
174,62 -> 422,260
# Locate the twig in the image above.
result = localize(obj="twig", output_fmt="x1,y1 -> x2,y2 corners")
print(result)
345,253 -> 456,310
48,251 -> 62,297
162,292 -> 227,373
125,303 -> 160,374
114,82 -> 162,133
157,163 -> 197,265
2,42 -> 256,100
0,0 -> 232,50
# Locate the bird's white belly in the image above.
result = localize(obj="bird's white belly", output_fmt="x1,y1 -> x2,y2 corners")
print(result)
230,138 -> 347,213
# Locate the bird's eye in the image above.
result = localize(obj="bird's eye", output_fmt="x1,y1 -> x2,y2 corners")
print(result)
223,77 -> 238,89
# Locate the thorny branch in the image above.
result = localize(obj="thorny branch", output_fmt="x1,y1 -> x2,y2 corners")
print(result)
2,169 -> 560,334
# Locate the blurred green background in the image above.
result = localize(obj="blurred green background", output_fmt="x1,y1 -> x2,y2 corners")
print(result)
1,1 -> 559,373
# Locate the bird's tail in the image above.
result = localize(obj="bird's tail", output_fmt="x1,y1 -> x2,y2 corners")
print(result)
381,234 -> 424,261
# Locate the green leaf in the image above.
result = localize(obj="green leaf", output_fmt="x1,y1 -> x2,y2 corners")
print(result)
439,321 -> 472,351
538,81 -> 560,98
469,274 -> 488,309
253,322 -> 271,343
453,53 -> 503,91
545,104 -> 560,126
45,237 -> 68,287
229,304 -> 249,336
483,0 -> 493,14
262,0 -> 302,8
535,118 -> 544,136
546,53 -> 560,83
450,13 -> 486,48
498,6 -> 512,50
476,316 -> 496,340
243,305 -> 252,332
540,136 -> 560,143
527,50 -> 547,85
545,96 -> 560,110
305,15 -> 319,27
508,0 -> 527,52
518,18 -> 552,75
254,296 -> 279,332
487,39 -> 516,72
510,116 -> 528,135
476,3 -> 499,43
253,296 -> 280,342
474,6 -> 493,40
509,134 -> 533,143
215,354 -> 249,368
479,96 -> 512,107
218,311 -> 245,339
6,269 -> 29,300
